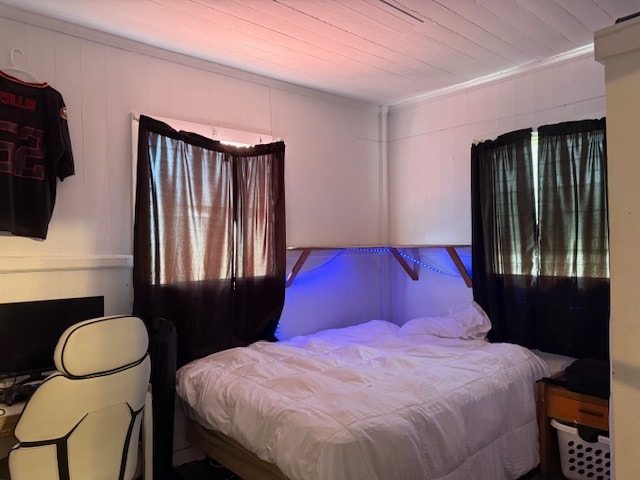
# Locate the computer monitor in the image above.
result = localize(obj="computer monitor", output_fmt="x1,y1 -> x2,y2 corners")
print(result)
0,296 -> 104,380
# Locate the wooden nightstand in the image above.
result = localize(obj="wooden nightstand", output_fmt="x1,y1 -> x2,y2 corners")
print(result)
537,375 -> 609,477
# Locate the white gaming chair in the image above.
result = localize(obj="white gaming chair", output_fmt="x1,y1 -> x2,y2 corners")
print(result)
7,315 -> 151,480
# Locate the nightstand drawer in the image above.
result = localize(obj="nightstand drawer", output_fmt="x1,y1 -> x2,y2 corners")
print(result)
547,393 -> 609,431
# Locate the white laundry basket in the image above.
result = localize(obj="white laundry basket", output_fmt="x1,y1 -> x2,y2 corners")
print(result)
551,418 -> 611,480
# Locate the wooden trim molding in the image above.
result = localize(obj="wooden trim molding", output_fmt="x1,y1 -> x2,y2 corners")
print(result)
0,255 -> 133,273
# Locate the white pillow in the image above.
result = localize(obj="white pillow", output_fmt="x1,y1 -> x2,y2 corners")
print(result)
399,301 -> 492,340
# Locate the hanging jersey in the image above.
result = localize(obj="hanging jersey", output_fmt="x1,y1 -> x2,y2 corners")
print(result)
0,70 -> 74,239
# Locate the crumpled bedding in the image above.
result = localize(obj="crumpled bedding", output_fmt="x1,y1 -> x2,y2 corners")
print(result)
177,320 -> 550,480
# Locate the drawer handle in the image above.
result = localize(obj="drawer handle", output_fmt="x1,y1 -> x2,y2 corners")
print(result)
578,407 -> 605,418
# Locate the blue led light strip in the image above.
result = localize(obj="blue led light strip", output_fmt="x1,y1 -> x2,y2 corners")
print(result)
348,247 -> 460,277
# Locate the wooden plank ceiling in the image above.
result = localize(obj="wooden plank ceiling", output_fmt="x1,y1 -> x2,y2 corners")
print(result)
3,0 -> 639,104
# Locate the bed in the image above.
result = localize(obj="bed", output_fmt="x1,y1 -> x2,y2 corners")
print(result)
176,303 -> 550,480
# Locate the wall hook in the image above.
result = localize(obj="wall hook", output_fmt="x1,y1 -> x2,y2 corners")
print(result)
10,48 -> 25,68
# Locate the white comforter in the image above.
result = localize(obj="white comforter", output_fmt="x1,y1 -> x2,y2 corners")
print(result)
177,320 -> 550,480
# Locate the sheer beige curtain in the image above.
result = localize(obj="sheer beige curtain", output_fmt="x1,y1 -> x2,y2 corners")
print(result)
535,118 -> 609,359
472,119 -> 609,359
471,128 -> 538,347
133,115 -> 286,367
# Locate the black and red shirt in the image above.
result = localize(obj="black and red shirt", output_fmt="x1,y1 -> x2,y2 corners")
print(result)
0,70 -> 74,239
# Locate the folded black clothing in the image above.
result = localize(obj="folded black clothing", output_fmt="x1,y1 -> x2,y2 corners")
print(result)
577,425 -> 606,443
565,358 -> 610,399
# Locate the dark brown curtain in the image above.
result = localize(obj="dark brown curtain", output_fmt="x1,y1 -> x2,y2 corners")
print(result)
535,118 -> 609,359
133,115 -> 286,367
472,119 -> 609,360
471,129 -> 538,347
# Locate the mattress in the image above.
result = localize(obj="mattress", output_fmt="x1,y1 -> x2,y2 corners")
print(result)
177,319 -> 550,480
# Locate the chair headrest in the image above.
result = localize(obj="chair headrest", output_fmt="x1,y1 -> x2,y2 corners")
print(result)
54,315 -> 149,377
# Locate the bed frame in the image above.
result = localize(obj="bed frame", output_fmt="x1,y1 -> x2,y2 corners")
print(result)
186,418 -> 289,480
186,416 -> 542,480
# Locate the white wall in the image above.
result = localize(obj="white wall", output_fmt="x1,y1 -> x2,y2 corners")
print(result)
381,49 -> 607,330
389,247 -> 472,322
0,7 -> 383,312
278,249 -> 392,338
387,50 -> 606,245
595,16 -> 640,478
279,246 -> 472,340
